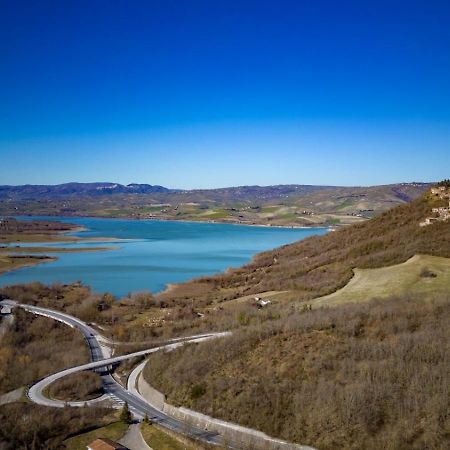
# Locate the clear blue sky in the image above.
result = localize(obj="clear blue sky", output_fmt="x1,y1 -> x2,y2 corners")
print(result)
1,0 -> 449,188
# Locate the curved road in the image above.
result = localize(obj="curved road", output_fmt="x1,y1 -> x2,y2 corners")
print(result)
12,302 -> 315,450
20,303 -> 230,447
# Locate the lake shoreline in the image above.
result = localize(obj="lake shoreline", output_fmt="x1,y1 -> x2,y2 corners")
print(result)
0,245 -> 118,254
0,256 -> 57,276
16,213 -> 332,230
2,216 -> 329,297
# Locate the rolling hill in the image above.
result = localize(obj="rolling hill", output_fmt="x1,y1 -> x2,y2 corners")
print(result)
141,186 -> 450,450
0,181 -> 432,227
158,187 -> 450,306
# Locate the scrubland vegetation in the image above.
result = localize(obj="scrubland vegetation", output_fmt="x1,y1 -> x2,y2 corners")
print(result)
35,193 -> 446,343
47,371 -> 103,402
145,292 -> 450,450
142,191 -> 450,449
161,194 -> 450,306
0,290 -> 115,450
0,189 -> 448,450
0,308 -> 89,394
0,282 -> 108,322
3,192 -> 448,344
0,282 -> 164,343
0,403 -> 115,450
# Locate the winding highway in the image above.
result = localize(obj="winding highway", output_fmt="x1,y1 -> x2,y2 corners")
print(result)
1,301 -> 315,450
13,302 -> 229,447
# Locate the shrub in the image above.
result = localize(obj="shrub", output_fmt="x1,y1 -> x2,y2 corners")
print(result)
190,383 -> 206,399
144,293 -> 450,450
120,402 -> 132,424
420,267 -> 437,278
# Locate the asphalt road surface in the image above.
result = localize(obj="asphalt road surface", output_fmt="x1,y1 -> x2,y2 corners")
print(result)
20,303 -> 228,447
7,301 -> 314,450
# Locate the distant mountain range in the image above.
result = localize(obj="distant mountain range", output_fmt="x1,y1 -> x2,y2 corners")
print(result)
0,181 -> 431,201
0,181 -> 434,227
0,182 -> 172,199
0,182 -> 343,201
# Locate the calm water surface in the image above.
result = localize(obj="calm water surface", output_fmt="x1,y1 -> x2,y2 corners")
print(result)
1,217 -> 328,296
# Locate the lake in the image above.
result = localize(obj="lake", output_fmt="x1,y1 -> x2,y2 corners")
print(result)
1,217 -> 328,297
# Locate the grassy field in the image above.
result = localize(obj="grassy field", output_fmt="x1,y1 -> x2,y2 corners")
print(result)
313,254 -> 450,307
141,423 -> 197,450
63,421 -> 128,450
184,254 -> 450,324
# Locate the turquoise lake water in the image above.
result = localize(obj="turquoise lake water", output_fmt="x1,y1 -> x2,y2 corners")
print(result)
1,217 -> 328,297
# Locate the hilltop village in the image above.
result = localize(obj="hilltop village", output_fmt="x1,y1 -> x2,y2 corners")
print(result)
420,183 -> 450,226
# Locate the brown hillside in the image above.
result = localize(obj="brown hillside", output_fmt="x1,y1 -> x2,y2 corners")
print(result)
145,292 -> 450,450
145,191 -> 450,450
160,193 -> 450,306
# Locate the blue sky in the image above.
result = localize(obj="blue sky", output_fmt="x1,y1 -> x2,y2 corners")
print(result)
1,0 -> 449,188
